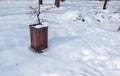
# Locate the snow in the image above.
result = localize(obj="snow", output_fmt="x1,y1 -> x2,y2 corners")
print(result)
0,0 -> 120,76
33,24 -> 48,29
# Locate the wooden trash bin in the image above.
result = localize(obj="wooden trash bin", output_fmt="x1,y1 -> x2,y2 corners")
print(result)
29,24 -> 48,52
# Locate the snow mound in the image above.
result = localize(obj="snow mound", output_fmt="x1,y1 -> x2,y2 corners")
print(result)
59,11 -> 79,21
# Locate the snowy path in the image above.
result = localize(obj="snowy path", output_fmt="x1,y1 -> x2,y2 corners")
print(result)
0,0 -> 120,76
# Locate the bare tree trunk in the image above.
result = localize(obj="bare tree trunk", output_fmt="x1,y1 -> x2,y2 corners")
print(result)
55,0 -> 60,7
61,0 -> 65,2
39,0 -> 43,5
37,3 -> 40,24
38,0 -> 42,24
103,0 -> 107,10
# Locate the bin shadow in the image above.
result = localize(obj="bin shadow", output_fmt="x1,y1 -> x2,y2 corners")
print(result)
48,36 -> 79,49
29,36 -> 79,53
28,46 -> 46,53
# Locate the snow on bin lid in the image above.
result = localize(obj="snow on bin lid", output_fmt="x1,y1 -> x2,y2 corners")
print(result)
33,24 -> 48,29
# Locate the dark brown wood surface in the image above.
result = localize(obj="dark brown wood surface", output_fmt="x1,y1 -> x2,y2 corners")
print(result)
29,25 -> 48,52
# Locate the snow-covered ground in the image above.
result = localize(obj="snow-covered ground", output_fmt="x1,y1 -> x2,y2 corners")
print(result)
0,0 -> 120,76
